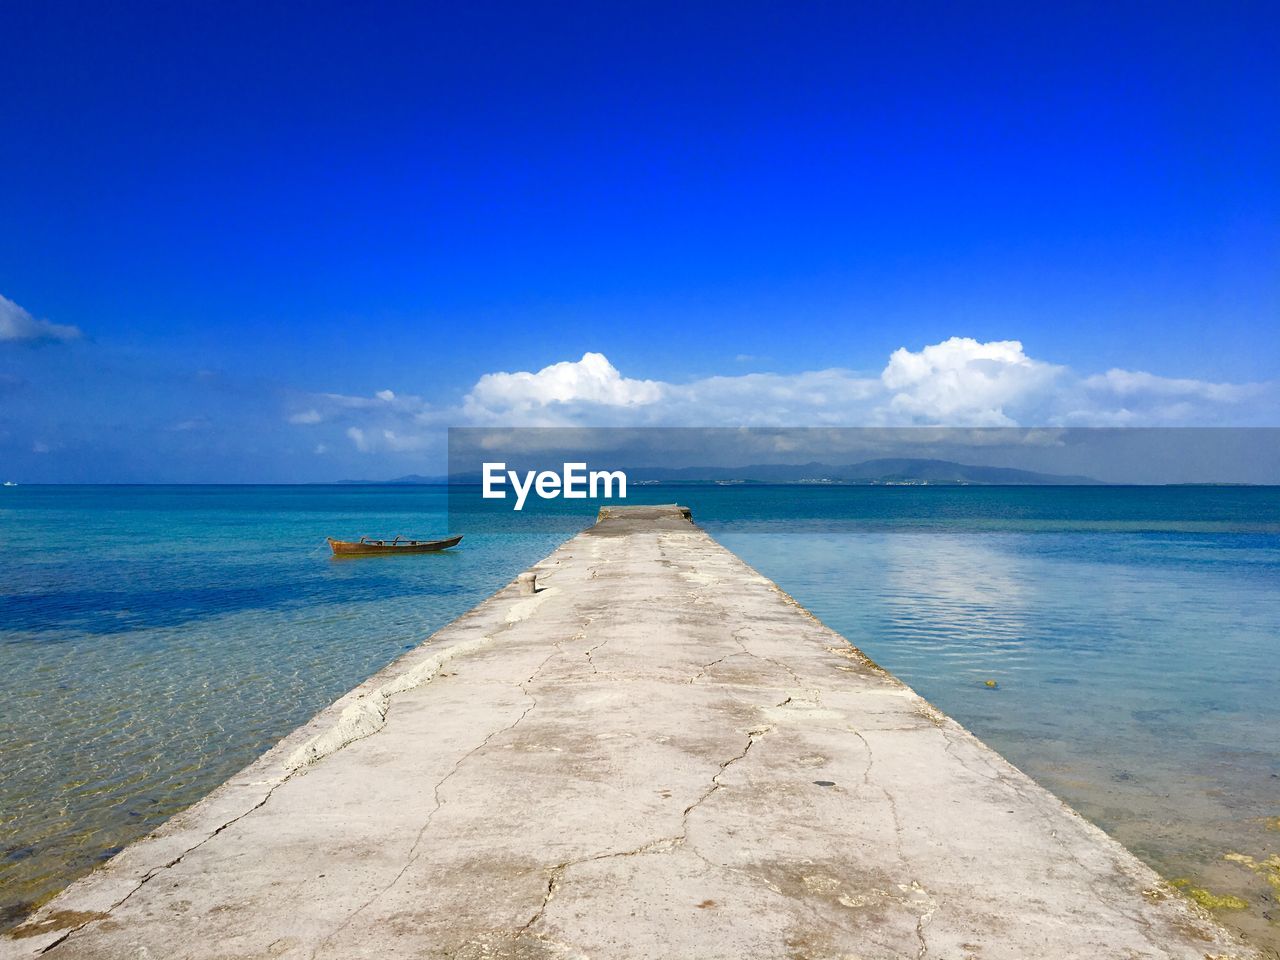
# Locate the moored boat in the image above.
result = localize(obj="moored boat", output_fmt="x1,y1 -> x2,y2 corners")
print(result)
327,535 -> 462,556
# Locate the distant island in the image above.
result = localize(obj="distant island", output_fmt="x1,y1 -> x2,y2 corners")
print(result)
341,458 -> 1102,486
622,459 -> 1102,485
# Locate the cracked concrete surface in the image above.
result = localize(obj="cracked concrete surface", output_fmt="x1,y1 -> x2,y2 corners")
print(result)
2,505 -> 1257,959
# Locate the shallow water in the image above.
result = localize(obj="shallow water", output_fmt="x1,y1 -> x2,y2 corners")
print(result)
0,486 -> 563,926
700,489 -> 1280,952
2,485 -> 1278,950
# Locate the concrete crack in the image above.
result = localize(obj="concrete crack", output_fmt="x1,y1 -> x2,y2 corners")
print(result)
310,643 -> 563,958
915,903 -> 934,959
679,728 -> 759,822
852,730 -> 905,862
686,652 -> 744,684
519,869 -> 561,932
518,832 -> 685,935
520,724 -> 767,937
730,628 -> 804,690
36,777 -> 289,953
583,635 -> 608,675
286,587 -> 554,773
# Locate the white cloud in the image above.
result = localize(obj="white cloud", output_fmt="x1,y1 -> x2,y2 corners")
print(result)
1081,368 -> 1262,403
0,294 -> 82,344
463,352 -> 664,423
169,418 -> 211,432
334,423 -> 441,455
879,337 -> 1063,426
379,429 -> 436,452
452,340 -> 1094,428
295,338 -> 1273,454
1047,367 -> 1269,426
346,426 -> 368,451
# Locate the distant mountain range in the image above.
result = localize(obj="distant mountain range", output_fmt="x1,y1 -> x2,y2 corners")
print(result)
624,459 -> 1101,485
341,458 -> 1102,486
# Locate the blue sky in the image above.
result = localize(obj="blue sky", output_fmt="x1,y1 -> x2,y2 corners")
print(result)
1,1 -> 1276,481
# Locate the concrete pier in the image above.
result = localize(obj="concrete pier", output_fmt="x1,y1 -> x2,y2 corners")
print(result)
3,506 -> 1256,959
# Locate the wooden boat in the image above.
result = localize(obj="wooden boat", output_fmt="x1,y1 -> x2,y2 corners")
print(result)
327,535 -> 462,556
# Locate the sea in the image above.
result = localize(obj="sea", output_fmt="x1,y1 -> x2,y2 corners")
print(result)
1,485 -> 1277,949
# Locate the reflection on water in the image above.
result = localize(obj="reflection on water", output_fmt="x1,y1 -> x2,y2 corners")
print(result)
715,528 -> 1280,951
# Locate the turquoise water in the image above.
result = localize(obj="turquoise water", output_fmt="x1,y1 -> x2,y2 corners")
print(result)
2,485 -> 1279,947
699,487 -> 1280,950
0,486 -> 563,926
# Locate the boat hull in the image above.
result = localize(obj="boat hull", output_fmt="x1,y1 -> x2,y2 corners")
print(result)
327,535 -> 462,556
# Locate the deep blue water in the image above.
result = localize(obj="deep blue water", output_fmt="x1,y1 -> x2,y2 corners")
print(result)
2,485 -> 1278,941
